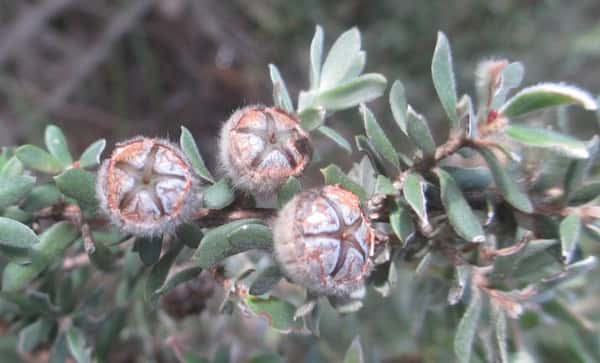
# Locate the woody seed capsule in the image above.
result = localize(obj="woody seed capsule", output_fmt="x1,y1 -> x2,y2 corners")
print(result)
96,137 -> 197,236
219,105 -> 312,193
273,185 -> 375,296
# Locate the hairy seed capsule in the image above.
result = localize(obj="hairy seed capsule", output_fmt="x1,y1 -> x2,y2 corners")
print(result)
96,137 -> 197,236
219,105 -> 312,193
273,185 -> 375,296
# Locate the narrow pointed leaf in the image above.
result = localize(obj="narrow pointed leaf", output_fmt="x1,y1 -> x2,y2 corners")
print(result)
309,25 -> 324,90
500,83 -> 598,118
79,139 -> 106,169
435,168 -> 485,242
478,147 -> 533,213
269,64 -> 294,113
343,336 -> 364,363
491,62 -> 525,109
45,125 -> 73,167
244,296 -> 304,334
505,125 -> 589,159
316,74 -> 387,111
318,126 -> 352,153
568,182 -> 600,205
249,265 -> 283,296
341,51 -> 366,83
193,219 -> 271,268
15,145 -> 62,174
203,179 -> 234,209
389,202 -> 415,245
66,327 -> 91,363
145,241 -> 184,305
180,126 -> 214,183
320,28 -> 361,90
407,106 -> 436,157
321,164 -> 367,201
361,104 -> 399,168
403,172 -> 429,225
564,136 -> 598,200
355,135 -> 388,174
390,80 -> 408,134
560,214 -> 581,264
156,265 -> 203,295
495,309 -> 509,363
277,176 -> 301,208
454,290 -> 483,363
0,175 -> 36,209
432,32 -> 459,127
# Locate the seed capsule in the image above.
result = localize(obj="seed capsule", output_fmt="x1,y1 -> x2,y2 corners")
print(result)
96,137 -> 197,236
219,105 -> 312,193
273,185 -> 374,296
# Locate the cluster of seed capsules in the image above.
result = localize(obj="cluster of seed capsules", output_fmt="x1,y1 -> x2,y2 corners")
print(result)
96,105 -> 376,298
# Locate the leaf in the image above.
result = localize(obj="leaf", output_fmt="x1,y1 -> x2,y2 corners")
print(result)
0,217 -> 39,255
539,256 -> 597,292
389,202 -> 415,246
494,308 -> 509,363
442,166 -> 492,191
145,241 -> 184,306
244,296 -> 304,334
568,182 -> 600,205
53,168 -> 98,211
176,223 -> 204,249
564,136 -> 598,201
343,336 -> 364,363
390,80 -> 408,134
180,126 -> 214,183
454,290 -> 483,363
298,107 -> 326,131
277,176 -> 301,208
0,175 -> 36,210
500,83 -> 598,118
45,125 -> 73,167
269,64 -> 294,113
407,106 -> 437,157
435,168 -> 485,242
432,31 -> 459,128
559,214 -> 581,264
491,62 -> 525,109
193,219 -> 271,268
403,172 -> 429,226
320,27 -> 361,90
505,125 -> 589,159
317,126 -> 352,153
18,318 -> 53,353
320,164 -> 367,201
341,51 -> 366,83
315,74 -> 387,111
355,135 -> 388,174
66,326 -> 91,363
478,147 -> 533,213
155,265 -> 203,295
361,104 -> 399,169
415,252 -> 433,276
0,156 -> 24,177
15,145 -> 63,174
249,265 -> 282,296
375,175 -> 396,195
21,184 -> 62,213
79,139 -> 106,169
135,236 -> 163,266
448,265 -> 471,305
203,179 -> 234,209
309,25 -> 324,90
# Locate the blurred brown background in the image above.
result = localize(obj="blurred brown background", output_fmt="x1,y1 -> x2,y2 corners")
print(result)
1,0 -> 599,172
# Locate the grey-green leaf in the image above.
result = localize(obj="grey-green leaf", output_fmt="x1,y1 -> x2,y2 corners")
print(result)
568,182 -> 600,205
491,62 -> 525,109
45,124 -> 73,167
390,80 -> 408,134
505,124 -> 589,159
66,326 -> 91,363
145,241 -> 184,306
500,83 -> 598,118
318,126 -> 352,153
309,25 -> 324,90
403,172 -> 429,226
361,104 -> 399,169
454,290 -> 483,363
176,223 -> 204,249
375,175 -> 395,195
0,217 -> 39,254
320,27 -> 361,90
203,179 -> 234,209
321,164 -> 367,201
432,31 -> 459,128
79,139 -> 106,169
478,147 -> 533,213
180,126 -> 214,183
269,64 -> 294,113
249,265 -> 283,296
559,214 -> 581,264
15,145 -> 63,174
156,265 -> 203,296
389,202 -> 415,246
316,74 -> 387,111
277,176 -> 301,208
244,296 -> 304,334
298,107 -> 326,131
343,336 -> 364,363
53,168 -> 98,211
407,106 -> 437,157
135,236 -> 163,266
193,219 -> 271,268
0,175 -> 36,210
564,136 -> 598,202
435,168 -> 485,242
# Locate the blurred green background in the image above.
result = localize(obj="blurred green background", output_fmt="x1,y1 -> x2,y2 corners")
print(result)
1,1 -> 599,362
